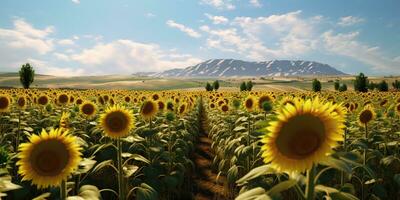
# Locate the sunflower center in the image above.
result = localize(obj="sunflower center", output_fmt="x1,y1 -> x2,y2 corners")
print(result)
0,97 -> 9,109
276,114 -> 325,160
245,99 -> 253,109
58,94 -> 69,104
142,102 -> 155,115
18,97 -> 26,107
359,110 -> 373,124
221,105 -> 229,112
38,96 -> 48,105
30,140 -> 69,176
105,111 -> 129,133
82,104 -> 95,115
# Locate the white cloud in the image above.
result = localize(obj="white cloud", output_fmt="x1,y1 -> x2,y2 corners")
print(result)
201,11 -> 320,60
249,0 -> 262,7
200,0 -> 235,10
58,39 -> 75,45
146,13 -> 156,18
322,31 -> 400,72
27,58 -> 84,76
71,0 -> 80,4
205,13 -> 229,24
0,19 -> 54,55
166,20 -> 201,38
53,52 -> 70,61
337,16 -> 364,27
70,40 -> 202,74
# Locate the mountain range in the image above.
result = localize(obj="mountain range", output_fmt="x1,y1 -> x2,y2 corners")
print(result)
134,59 -> 346,77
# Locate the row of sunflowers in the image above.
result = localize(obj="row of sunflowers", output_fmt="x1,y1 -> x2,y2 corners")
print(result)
0,89 -> 201,199
203,91 -> 400,199
1,89 -> 400,199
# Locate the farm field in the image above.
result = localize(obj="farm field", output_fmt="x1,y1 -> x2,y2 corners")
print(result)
1,88 -> 399,200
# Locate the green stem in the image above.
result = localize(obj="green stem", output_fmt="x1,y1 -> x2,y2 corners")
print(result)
117,138 -> 125,200
60,180 -> 67,200
341,128 -> 347,186
362,123 -> 368,200
305,165 -> 316,200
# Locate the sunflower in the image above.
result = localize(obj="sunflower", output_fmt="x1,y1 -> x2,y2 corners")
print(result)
37,95 -> 49,106
59,112 -> 70,131
140,100 -> 158,120
178,103 -> 187,115
17,128 -> 82,188
17,96 -> 27,109
220,104 -> 229,113
57,94 -> 69,105
243,96 -> 256,112
0,95 -> 11,112
260,98 -> 345,173
358,106 -> 375,125
157,100 -> 165,112
395,103 -> 400,116
258,95 -> 273,109
99,105 -> 135,138
80,101 -> 97,118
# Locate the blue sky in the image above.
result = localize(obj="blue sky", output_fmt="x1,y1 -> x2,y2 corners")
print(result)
0,0 -> 399,76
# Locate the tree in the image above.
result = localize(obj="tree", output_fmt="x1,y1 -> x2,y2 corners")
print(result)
212,80 -> 220,91
354,73 -> 369,92
312,79 -> 321,92
19,63 -> 35,89
205,82 -> 213,91
240,82 -> 247,91
246,81 -> 253,91
334,80 -> 340,91
338,84 -> 347,92
377,80 -> 389,92
392,80 -> 400,90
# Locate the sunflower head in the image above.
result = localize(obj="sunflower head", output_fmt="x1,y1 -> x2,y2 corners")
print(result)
17,128 -> 82,188
220,104 -> 229,113
178,103 -> 187,116
99,105 -> 135,138
0,95 -> 11,112
17,96 -> 27,109
261,98 -> 345,173
258,95 -> 273,109
358,106 -> 375,125
244,96 -> 256,112
140,100 -> 158,120
57,94 -> 69,105
59,112 -> 70,130
80,101 -> 97,118
37,95 -> 49,106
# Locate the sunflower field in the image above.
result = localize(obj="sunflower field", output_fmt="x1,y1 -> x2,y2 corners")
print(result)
0,89 -> 400,200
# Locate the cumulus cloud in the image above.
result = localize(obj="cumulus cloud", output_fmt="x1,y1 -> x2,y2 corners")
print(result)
201,10 -> 320,60
200,0 -> 235,10
0,19 -> 54,54
337,16 -> 364,27
71,0 -> 80,4
58,39 -> 75,45
70,40 -> 202,74
27,58 -> 85,76
205,13 -> 229,24
166,20 -> 201,38
322,31 -> 400,72
249,0 -> 262,7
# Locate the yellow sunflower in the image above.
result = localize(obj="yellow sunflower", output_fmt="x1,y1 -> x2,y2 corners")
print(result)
99,105 -> 135,138
261,98 -> 345,173
17,128 -> 82,188
0,95 -> 11,112
358,106 -> 375,125
16,96 -> 27,109
243,95 -> 256,112
80,101 -> 97,118
57,94 -> 69,105
140,100 -> 158,120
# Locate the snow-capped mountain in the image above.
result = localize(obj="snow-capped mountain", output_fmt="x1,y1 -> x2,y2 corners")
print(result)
150,59 -> 346,77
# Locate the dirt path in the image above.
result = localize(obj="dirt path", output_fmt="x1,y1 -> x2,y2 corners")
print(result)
192,109 -> 227,200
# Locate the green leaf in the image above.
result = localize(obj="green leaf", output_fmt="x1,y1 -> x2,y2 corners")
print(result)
267,179 -> 297,196
315,185 -> 358,200
74,158 -> 97,175
236,165 -> 276,186
393,174 -> 400,186
0,176 -> 21,193
227,165 -> 238,184
320,157 -> 352,174
32,193 -> 51,200
235,187 -> 271,200
123,165 -> 139,178
136,183 -> 158,200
